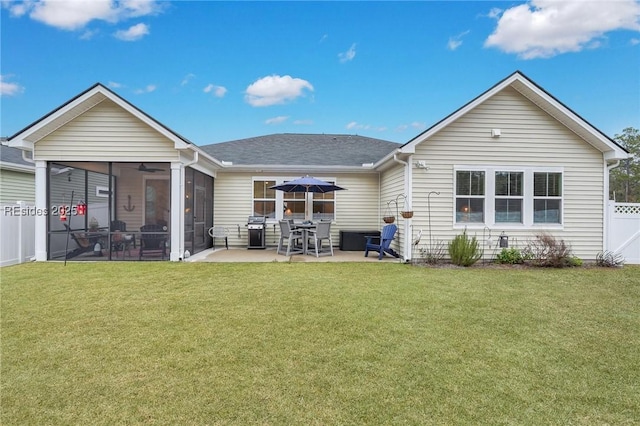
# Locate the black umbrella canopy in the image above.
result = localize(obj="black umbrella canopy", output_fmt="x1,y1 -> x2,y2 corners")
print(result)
269,176 -> 346,193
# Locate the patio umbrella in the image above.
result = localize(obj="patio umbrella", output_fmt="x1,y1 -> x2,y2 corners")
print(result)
269,175 -> 346,194
270,176 -> 346,220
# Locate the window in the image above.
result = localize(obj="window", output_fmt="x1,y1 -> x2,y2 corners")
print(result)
253,180 -> 276,218
454,167 -> 563,227
312,187 -> 336,221
253,177 -> 338,221
456,171 -> 485,223
534,172 -> 562,223
495,171 -> 523,223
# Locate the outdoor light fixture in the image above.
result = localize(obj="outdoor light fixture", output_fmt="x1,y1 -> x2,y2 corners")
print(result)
499,232 -> 509,248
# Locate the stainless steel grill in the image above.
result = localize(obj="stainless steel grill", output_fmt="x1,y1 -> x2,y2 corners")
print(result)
246,216 -> 266,249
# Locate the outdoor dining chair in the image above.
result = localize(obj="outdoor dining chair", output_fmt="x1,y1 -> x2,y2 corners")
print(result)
308,221 -> 334,257
277,220 -> 304,256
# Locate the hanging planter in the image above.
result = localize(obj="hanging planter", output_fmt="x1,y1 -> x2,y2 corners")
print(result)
383,201 -> 395,223
401,211 -> 414,219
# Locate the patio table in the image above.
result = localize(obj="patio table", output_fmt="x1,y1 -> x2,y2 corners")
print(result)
295,223 -> 316,255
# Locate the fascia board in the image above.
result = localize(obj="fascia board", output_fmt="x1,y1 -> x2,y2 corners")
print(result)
0,161 -> 35,173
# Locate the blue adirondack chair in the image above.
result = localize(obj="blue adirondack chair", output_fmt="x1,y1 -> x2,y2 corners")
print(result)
364,224 -> 400,260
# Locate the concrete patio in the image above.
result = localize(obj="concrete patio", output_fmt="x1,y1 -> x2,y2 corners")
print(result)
188,247 -> 403,263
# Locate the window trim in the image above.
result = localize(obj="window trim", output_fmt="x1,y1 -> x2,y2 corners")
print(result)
252,176 -> 339,223
453,166 -> 563,229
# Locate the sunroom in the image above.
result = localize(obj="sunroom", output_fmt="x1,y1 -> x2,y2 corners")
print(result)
7,83 -> 223,261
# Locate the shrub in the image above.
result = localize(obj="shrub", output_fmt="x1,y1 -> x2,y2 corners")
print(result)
596,251 -> 625,267
495,248 -> 525,264
448,230 -> 482,267
418,241 -> 447,265
523,233 -> 575,268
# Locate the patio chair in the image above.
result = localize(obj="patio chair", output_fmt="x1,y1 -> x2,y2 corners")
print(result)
64,224 -> 94,259
308,221 -> 334,257
139,224 -> 167,260
208,226 -> 228,249
110,220 -> 135,258
364,224 -> 400,260
277,220 -> 303,256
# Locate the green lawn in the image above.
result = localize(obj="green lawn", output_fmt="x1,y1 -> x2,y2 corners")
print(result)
2,262 -> 639,425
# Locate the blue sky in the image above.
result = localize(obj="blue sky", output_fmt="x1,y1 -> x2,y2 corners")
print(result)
2,0 -> 639,145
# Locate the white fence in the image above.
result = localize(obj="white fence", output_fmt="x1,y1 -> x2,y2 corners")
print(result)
1,202 -> 36,267
608,202 -> 640,265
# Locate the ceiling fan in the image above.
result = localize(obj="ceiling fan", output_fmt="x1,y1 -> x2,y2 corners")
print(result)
137,163 -> 165,173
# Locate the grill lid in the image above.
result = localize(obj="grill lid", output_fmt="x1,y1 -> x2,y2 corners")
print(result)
247,216 -> 266,224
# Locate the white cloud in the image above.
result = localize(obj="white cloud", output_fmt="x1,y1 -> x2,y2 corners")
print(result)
338,43 -> 357,63
265,116 -> 289,125
245,75 -> 314,107
346,121 -> 370,131
447,30 -> 470,51
485,0 -> 640,59
181,73 -> 196,86
319,34 -> 328,43
2,0 -> 164,33
114,22 -> 149,41
134,84 -> 156,94
107,81 -> 124,88
203,83 -> 227,98
396,122 -> 427,132
0,75 -> 24,97
293,119 -> 314,125
631,38 -> 640,45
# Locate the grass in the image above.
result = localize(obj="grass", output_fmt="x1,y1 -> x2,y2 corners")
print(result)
1,262 -> 639,425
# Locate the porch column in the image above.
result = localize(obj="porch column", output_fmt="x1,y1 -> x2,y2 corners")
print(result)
34,161 -> 47,261
170,162 -> 182,261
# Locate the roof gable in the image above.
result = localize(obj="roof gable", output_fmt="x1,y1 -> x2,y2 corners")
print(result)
8,83 -> 193,151
397,71 -> 628,162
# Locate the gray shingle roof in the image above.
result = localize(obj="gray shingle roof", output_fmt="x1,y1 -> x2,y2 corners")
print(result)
200,134 -> 399,166
0,143 -> 34,168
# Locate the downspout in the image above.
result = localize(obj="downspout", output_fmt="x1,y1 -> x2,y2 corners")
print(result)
393,154 -> 412,262
604,159 -> 621,252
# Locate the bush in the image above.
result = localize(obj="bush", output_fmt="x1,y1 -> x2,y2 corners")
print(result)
523,233 -> 575,268
418,241 -> 447,265
596,251 -> 625,267
448,230 -> 482,267
495,248 -> 525,264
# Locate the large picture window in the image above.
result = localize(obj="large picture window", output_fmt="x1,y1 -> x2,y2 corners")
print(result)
454,167 -> 563,227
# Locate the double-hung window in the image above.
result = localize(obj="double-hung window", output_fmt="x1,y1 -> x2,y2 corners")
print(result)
455,171 -> 485,223
533,172 -> 562,224
454,167 -> 562,227
253,180 -> 276,218
495,171 -> 523,223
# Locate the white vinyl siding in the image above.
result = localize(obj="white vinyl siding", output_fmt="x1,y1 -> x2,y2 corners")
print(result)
213,172 -> 381,248
410,86 -> 605,260
380,164 -> 404,253
34,100 -> 179,162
